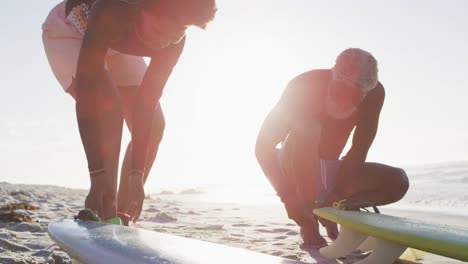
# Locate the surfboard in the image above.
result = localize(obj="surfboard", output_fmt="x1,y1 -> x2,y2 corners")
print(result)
48,219 -> 305,264
313,207 -> 468,264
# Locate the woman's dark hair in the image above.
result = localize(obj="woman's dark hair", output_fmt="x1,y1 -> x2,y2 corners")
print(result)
174,0 -> 217,28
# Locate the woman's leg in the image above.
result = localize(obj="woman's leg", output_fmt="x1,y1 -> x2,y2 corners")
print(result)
42,25 -> 121,221
74,70 -> 123,221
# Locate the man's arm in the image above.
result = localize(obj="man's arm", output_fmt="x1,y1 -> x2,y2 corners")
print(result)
255,76 -> 323,200
255,99 -> 294,197
336,84 -> 385,195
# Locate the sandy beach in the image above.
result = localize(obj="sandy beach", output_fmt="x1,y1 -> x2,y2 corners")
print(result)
0,181 -> 467,264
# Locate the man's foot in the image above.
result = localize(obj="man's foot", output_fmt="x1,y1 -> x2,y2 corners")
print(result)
325,222 -> 339,240
300,223 -> 327,248
314,188 -> 342,239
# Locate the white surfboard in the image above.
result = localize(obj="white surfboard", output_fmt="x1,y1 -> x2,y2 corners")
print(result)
48,219 -> 305,264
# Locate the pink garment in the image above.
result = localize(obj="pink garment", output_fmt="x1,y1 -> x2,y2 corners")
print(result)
42,1 -> 147,92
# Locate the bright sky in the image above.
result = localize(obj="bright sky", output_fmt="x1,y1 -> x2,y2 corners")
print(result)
1,1 -> 468,193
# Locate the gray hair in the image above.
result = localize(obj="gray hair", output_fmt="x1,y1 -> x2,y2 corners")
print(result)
332,48 -> 379,93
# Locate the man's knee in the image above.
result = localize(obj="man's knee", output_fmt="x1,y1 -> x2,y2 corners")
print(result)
391,167 -> 409,202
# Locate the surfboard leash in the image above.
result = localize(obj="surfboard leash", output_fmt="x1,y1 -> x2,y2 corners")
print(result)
332,200 -> 380,214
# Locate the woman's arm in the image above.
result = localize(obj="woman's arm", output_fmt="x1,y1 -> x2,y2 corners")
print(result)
131,37 -> 185,172
125,38 -> 185,221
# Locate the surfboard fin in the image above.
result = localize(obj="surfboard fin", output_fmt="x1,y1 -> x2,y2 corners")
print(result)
354,237 -> 407,264
321,228 -> 410,264
319,226 -> 368,259
358,237 -> 426,261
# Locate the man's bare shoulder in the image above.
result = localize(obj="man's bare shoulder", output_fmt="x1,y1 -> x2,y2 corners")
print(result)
274,69 -> 330,122
282,69 -> 330,100
287,69 -> 331,91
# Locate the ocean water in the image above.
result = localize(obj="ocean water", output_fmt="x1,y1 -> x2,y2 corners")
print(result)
150,161 -> 468,216
392,161 -> 468,215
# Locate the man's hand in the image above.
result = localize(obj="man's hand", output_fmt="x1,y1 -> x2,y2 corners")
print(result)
314,189 -> 340,240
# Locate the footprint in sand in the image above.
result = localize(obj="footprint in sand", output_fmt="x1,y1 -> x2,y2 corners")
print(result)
179,210 -> 198,215
221,237 -> 242,242
146,207 -> 160,213
232,223 -> 250,227
194,225 -> 224,230
283,255 -> 301,261
0,238 -> 31,252
272,228 -> 292,233
286,231 -> 299,236
249,239 -> 265,243
146,213 -> 177,223
274,236 -> 288,239
270,251 -> 284,256
31,249 -> 52,257
254,228 -> 273,233
213,208 -> 223,211
268,222 -> 283,225
24,243 -> 47,250
254,228 -> 293,233
272,242 -> 285,246
8,222 -> 43,233
51,251 -> 73,263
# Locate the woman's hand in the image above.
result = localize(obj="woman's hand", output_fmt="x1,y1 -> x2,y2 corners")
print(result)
126,171 -> 146,222
85,173 -> 117,221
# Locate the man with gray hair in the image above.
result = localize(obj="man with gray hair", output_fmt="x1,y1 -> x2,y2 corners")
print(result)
255,48 -> 409,246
